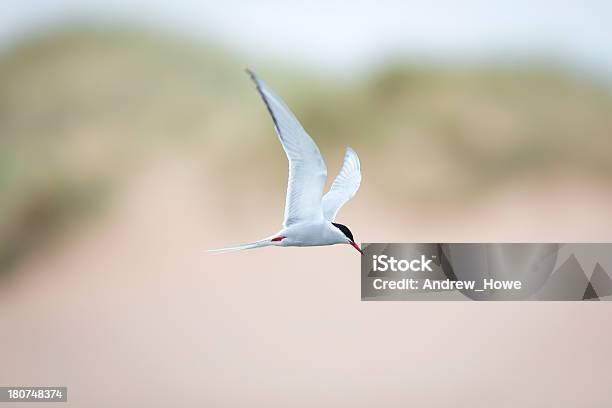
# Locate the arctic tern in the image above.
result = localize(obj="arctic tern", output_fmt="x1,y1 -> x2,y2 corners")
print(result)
210,71 -> 362,254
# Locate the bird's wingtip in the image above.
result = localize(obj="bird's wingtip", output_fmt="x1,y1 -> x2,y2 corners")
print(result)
345,146 -> 359,159
245,68 -> 258,81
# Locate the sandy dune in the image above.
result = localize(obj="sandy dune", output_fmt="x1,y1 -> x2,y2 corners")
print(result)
1,157 -> 611,407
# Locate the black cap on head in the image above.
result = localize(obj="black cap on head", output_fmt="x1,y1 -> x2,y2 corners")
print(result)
332,223 -> 354,242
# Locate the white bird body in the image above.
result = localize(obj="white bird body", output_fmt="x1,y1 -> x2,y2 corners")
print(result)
275,221 -> 349,247
210,71 -> 363,254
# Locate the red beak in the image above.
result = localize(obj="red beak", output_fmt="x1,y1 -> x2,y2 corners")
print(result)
349,240 -> 363,255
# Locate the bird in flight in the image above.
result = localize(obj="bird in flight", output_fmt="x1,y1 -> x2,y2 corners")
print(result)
210,70 -> 362,254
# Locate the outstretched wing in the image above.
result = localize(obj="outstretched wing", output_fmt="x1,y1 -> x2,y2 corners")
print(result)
321,147 -> 361,221
247,70 -> 327,227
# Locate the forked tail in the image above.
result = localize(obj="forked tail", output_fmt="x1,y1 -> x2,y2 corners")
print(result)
208,238 -> 274,253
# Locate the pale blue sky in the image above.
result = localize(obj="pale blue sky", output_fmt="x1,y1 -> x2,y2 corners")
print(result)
2,1 -> 611,77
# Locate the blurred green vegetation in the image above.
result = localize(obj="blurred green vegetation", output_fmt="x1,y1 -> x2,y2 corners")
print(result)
0,27 -> 243,274
1,27 -> 612,274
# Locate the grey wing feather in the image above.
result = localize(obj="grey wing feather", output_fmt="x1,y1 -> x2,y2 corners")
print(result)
321,147 -> 361,221
247,70 -> 327,227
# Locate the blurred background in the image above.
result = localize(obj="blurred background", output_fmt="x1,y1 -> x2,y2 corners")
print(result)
1,1 -> 611,406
